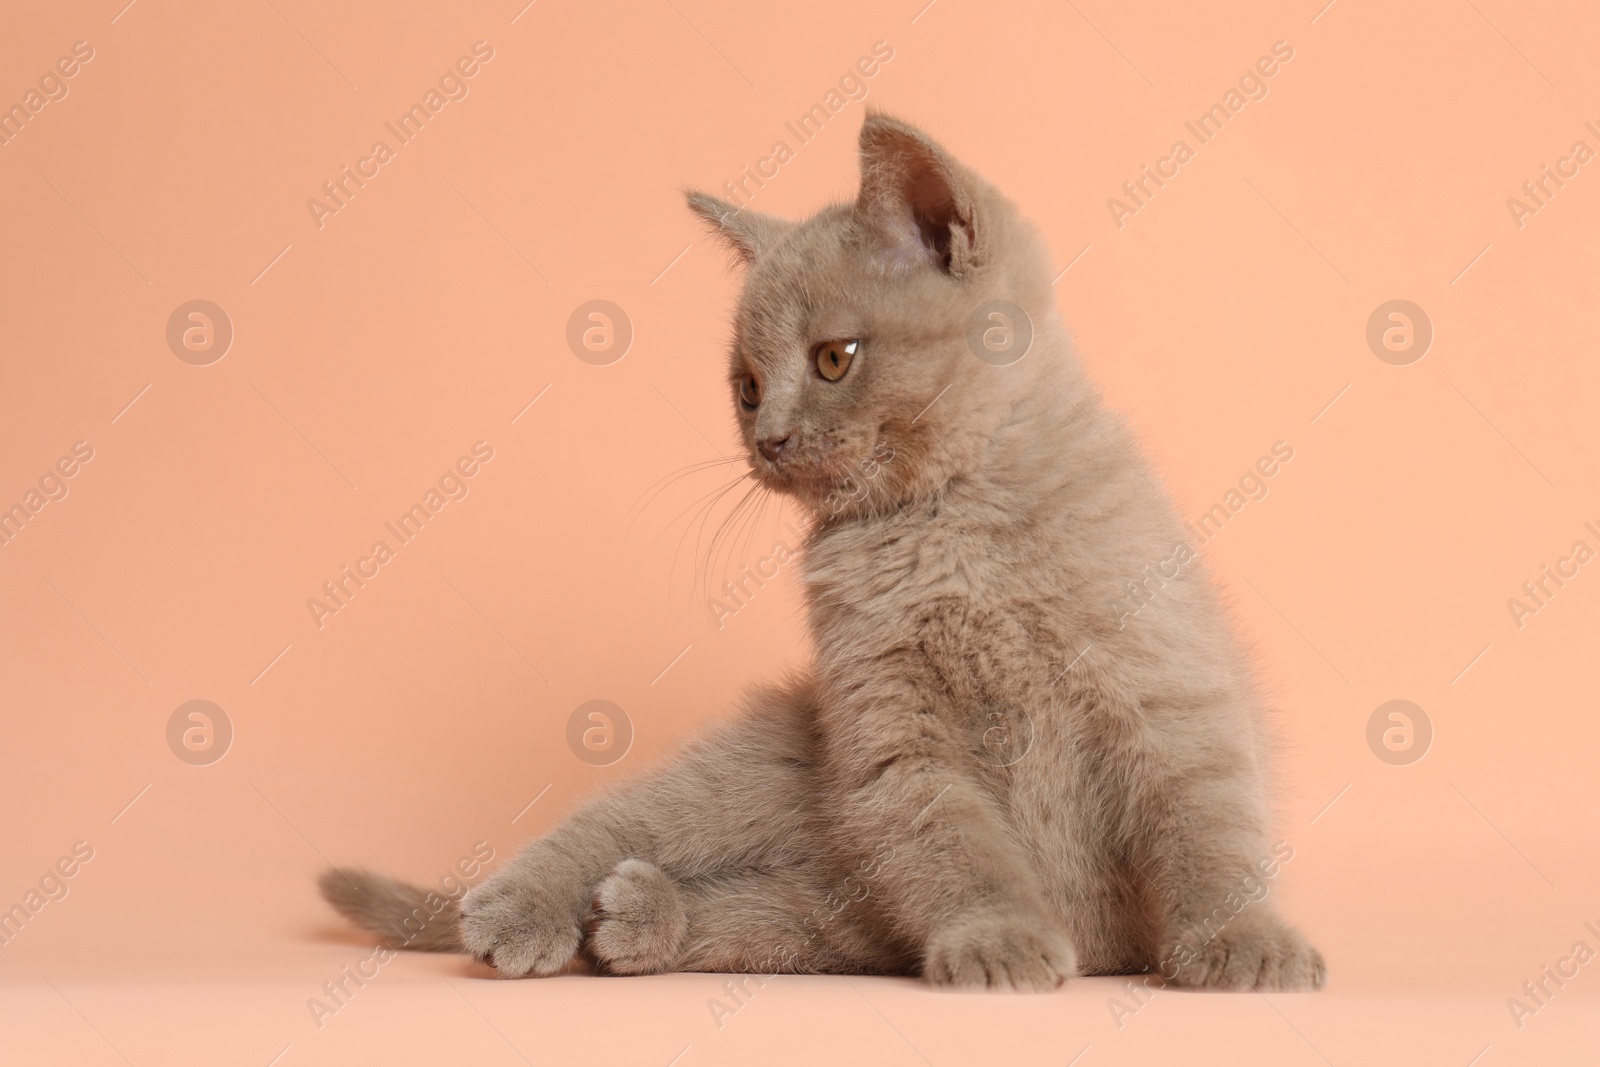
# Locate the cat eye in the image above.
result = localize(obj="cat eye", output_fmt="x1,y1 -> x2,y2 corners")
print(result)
738,373 -> 762,411
815,340 -> 859,382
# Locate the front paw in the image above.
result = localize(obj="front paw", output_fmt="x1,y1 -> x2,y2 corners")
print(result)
923,910 -> 1077,991
459,869 -> 583,978
1164,912 -> 1326,991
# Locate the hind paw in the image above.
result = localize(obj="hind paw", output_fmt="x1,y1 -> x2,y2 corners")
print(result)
586,859 -> 687,975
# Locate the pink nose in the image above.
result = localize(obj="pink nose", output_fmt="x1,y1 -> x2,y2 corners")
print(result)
758,435 -> 791,462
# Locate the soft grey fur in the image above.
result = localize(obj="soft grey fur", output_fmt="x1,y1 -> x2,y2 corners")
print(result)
321,113 -> 1325,992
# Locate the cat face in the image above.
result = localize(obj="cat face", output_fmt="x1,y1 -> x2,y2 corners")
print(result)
687,114 -> 1054,520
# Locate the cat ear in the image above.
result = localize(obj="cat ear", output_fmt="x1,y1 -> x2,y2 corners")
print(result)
685,191 -> 792,264
856,113 -> 981,277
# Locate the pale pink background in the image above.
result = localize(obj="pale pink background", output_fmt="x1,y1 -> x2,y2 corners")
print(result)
1,0 -> 1597,1063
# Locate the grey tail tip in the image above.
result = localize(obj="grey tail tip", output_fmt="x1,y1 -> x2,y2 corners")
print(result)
317,866 -> 463,954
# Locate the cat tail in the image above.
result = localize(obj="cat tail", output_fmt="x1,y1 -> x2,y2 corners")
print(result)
317,867 -> 464,953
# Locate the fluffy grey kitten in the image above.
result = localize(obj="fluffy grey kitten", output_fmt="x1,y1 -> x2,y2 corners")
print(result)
322,112 -> 1326,992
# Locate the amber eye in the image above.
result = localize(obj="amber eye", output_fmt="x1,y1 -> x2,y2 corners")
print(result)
815,339 -> 859,382
738,373 -> 761,411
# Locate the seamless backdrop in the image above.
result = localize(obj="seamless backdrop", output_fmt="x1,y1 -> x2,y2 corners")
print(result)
1,0 -> 1598,1064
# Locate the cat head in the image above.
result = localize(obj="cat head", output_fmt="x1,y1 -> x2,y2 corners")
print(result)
687,112 -> 1059,521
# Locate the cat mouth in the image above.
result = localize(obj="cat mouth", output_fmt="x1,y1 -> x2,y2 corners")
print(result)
755,460 -> 821,491
754,453 -> 825,486
755,453 -> 881,513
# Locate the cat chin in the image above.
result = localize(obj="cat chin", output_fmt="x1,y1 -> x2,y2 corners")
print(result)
754,472 -> 826,508
758,467 -> 867,512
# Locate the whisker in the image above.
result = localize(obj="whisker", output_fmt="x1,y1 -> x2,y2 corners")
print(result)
646,468 -> 753,558
734,485 -> 774,581
698,480 -> 764,604
668,471 -> 756,609
702,480 -> 756,578
711,478 -> 781,609
723,485 -> 767,585
624,454 -> 747,537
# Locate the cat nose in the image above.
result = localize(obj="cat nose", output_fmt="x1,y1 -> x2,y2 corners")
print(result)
757,435 -> 792,462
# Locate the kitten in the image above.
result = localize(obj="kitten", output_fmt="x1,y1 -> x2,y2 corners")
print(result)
321,112 -> 1326,992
